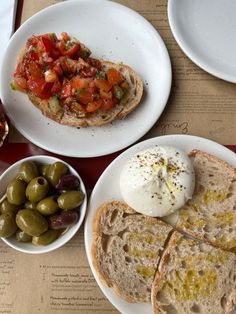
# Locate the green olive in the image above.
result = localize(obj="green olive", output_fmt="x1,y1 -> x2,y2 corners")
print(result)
32,229 -> 59,246
26,177 -> 49,202
6,178 -> 26,205
15,229 -> 32,242
47,162 -> 68,187
57,190 -> 84,210
0,199 -> 20,216
40,164 -> 50,178
36,196 -> 59,215
0,214 -> 17,237
16,209 -> 48,236
18,161 -> 39,183
24,200 -> 38,211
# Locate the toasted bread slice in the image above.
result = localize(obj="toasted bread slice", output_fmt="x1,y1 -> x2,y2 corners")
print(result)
151,231 -> 236,314
28,92 -> 64,123
176,149 -> 236,252
21,61 -> 143,127
60,61 -> 143,127
91,201 -> 173,303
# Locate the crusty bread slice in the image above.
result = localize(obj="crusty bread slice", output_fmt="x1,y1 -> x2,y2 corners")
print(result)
60,61 -> 143,127
176,149 -> 236,252
151,231 -> 236,314
28,92 -> 64,123
91,201 -> 173,303
22,61 -> 143,127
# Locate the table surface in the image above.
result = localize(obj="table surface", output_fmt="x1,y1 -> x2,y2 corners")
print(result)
0,1 -> 236,314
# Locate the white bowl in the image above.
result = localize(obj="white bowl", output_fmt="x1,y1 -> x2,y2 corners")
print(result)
0,155 -> 87,254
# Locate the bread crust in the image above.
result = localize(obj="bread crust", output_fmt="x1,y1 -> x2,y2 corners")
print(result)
91,201 -> 173,303
151,231 -> 181,314
151,232 -> 236,314
176,149 -> 236,253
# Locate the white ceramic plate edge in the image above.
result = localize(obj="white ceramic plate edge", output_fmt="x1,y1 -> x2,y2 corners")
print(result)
168,0 -> 236,83
84,134 -> 236,313
0,0 -> 172,157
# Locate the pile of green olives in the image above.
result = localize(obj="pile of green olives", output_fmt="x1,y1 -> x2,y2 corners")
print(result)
0,160 -> 85,246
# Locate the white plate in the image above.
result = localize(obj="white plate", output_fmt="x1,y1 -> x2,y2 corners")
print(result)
0,0 -> 171,157
168,0 -> 236,83
84,134 -> 236,314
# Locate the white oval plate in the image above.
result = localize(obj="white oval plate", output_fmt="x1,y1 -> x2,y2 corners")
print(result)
168,0 -> 236,83
84,134 -> 236,314
0,0 -> 171,157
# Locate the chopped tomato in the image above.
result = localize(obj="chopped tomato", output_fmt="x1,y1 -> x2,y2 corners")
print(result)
101,98 -> 116,111
100,90 -> 112,99
76,89 -> 94,105
14,62 -> 24,77
51,80 -> 61,95
61,32 -> 70,42
87,58 -> 102,70
57,41 -> 66,54
41,35 -> 53,53
25,61 -> 43,80
107,68 -> 124,85
71,76 -> 91,89
26,35 -> 39,48
63,43 -> 79,57
53,63 -> 63,76
86,99 -> 103,112
80,66 -> 97,78
61,81 -> 72,99
27,78 -> 52,99
13,76 -> 27,91
12,32 -> 129,116
94,78 -> 112,92
26,51 -> 39,61
57,41 -> 79,58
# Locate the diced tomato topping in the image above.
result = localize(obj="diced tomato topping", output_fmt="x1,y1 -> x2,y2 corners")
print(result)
14,62 -> 23,77
77,89 -> 94,105
27,78 -> 52,99
101,98 -> 116,111
57,41 -> 66,54
80,66 -> 97,78
51,80 -> 61,95
71,76 -> 92,89
86,99 -> 103,112
87,58 -> 102,71
63,43 -> 79,57
26,51 -> 39,61
12,32 -> 129,115
53,63 -> 63,76
41,35 -> 53,52
94,78 -> 112,92
26,35 -> 39,48
107,68 -> 124,85
61,32 -> 71,42
13,76 -> 27,91
61,81 -> 72,99
25,61 -> 44,80
100,89 -> 113,99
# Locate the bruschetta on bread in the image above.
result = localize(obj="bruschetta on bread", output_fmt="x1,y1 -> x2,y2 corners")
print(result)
11,32 -> 143,127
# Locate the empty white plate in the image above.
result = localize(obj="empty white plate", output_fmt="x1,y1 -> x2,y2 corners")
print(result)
168,0 -> 236,83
